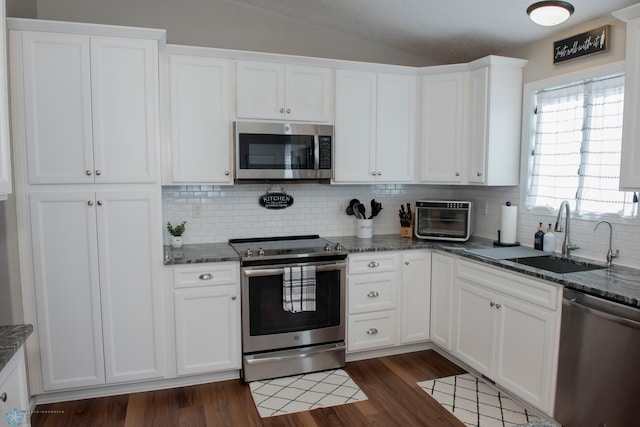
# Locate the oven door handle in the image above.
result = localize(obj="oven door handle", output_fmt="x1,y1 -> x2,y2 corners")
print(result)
244,342 -> 346,366
243,263 -> 346,278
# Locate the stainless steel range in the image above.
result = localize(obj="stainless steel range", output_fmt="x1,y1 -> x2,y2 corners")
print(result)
229,235 -> 347,382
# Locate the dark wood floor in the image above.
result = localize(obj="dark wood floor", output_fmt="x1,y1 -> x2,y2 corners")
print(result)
31,350 -> 466,427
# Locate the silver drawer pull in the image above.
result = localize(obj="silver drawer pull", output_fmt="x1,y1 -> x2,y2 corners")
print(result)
366,328 -> 378,335
368,261 -> 380,268
199,273 -> 213,280
367,291 -> 379,298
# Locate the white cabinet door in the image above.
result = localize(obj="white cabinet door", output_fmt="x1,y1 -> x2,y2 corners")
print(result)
167,55 -> 232,183
620,15 -> 640,189
493,293 -> 557,413
29,192 -> 105,390
420,72 -> 466,183
467,67 -> 489,184
429,252 -> 455,351
96,190 -> 165,383
174,285 -> 240,376
0,347 -> 29,422
0,0 -> 12,199
21,32 -> 94,184
236,61 -> 285,120
376,73 -> 416,182
453,279 -> 495,374
91,37 -> 158,183
400,251 -> 430,344
285,65 -> 333,122
334,70 -> 376,182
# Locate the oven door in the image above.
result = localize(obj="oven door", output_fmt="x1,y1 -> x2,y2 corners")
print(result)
241,260 -> 346,354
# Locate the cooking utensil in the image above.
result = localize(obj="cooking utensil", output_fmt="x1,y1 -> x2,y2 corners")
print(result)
356,203 -> 366,219
370,199 -> 382,218
346,198 -> 360,216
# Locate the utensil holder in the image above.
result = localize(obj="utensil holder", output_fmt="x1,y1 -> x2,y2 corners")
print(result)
356,219 -> 373,239
400,227 -> 413,238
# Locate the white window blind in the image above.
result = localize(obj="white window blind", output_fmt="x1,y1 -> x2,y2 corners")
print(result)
526,73 -> 637,217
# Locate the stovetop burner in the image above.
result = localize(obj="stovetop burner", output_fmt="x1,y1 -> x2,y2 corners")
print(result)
229,234 -> 346,262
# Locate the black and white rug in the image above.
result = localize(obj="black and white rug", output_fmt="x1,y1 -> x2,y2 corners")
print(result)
417,374 -> 542,427
249,369 -> 368,417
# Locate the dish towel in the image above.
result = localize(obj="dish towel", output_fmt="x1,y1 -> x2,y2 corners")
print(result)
283,265 -> 316,313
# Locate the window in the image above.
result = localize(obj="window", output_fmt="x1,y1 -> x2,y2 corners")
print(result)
526,72 -> 637,217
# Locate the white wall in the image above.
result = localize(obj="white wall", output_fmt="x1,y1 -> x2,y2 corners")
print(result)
32,0 -> 437,67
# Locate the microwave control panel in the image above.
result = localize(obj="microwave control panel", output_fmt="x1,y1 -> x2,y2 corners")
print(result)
319,136 -> 332,169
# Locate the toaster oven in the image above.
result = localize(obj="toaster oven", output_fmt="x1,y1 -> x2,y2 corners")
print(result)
414,200 -> 472,241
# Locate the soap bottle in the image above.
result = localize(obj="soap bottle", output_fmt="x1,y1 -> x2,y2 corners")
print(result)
534,222 -> 545,250
543,224 -> 555,253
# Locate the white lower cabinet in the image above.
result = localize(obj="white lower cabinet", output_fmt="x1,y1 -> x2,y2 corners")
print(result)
347,250 -> 430,352
29,189 -> 165,391
429,252 -> 455,351
173,263 -> 240,376
0,347 -> 29,425
452,259 -> 560,414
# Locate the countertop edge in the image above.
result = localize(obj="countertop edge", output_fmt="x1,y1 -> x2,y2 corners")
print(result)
0,324 -> 33,373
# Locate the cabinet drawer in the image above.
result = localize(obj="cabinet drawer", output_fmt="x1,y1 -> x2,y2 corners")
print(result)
347,311 -> 398,352
348,272 -> 398,314
456,259 -> 559,310
348,253 -> 400,275
173,262 -> 239,289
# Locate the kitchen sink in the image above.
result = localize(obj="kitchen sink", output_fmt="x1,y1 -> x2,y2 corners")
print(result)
505,255 -> 607,274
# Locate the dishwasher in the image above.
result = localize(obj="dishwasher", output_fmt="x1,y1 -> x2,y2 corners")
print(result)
554,288 -> 640,427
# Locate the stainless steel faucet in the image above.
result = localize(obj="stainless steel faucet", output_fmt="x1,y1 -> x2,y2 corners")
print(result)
593,220 -> 620,267
554,201 -> 579,257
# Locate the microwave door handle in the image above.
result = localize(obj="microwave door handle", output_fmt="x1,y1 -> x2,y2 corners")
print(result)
243,263 -> 346,278
314,134 -> 319,170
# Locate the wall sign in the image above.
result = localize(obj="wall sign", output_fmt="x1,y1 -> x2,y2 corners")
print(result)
259,187 -> 294,209
554,25 -> 610,64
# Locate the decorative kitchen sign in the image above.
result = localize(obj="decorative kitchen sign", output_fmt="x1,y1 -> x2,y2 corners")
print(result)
554,25 -> 610,64
259,187 -> 294,209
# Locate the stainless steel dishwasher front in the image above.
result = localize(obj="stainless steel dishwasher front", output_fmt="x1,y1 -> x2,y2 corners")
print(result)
554,288 -> 640,427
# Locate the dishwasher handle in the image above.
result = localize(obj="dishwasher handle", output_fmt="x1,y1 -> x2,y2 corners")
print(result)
563,289 -> 640,329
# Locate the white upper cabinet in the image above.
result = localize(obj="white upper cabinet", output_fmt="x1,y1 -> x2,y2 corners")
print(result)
420,71 -> 466,183
0,0 -> 12,200
467,60 -> 525,185
419,56 -> 525,185
236,61 -> 333,122
18,31 -> 159,184
164,54 -> 232,184
614,5 -> 640,189
334,70 -> 416,183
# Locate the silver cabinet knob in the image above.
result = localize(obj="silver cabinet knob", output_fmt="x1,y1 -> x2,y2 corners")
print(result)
405,261 -> 410,265
367,291 -> 379,298
490,302 -> 495,307
368,261 -> 379,268
279,108 -> 284,113
377,172 -> 382,176
231,295 -> 237,300
477,172 -> 482,176
225,171 -> 230,176
455,172 -> 460,176
97,200 -> 103,206
496,303 -> 502,309
286,108 -> 291,113
371,172 -> 377,176
366,328 -> 378,335
87,200 -> 94,206
1,392 -> 7,402
95,170 -> 102,176
198,273 -> 213,280
85,170 -> 92,176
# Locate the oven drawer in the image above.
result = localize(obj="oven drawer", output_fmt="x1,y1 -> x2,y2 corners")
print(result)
347,310 -> 398,352
173,262 -> 239,289
348,272 -> 398,314
348,253 -> 400,275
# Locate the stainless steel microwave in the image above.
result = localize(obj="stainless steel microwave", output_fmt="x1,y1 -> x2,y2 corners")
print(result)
414,200 -> 472,241
234,121 -> 334,181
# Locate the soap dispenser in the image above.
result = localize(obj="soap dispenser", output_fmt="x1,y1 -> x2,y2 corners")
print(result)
534,222 -> 545,250
543,224 -> 555,253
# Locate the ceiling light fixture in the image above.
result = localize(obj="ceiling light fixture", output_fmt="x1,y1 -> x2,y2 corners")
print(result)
527,1 -> 575,26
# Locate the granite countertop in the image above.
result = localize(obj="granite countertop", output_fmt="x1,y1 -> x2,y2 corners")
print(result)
0,324 -> 33,372
164,234 -> 640,309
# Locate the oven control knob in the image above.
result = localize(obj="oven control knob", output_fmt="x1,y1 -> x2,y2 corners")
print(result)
245,248 -> 253,257
335,243 -> 343,251
257,248 -> 265,256
324,243 -> 332,251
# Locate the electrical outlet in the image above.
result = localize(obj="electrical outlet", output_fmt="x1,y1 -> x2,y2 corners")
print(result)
193,204 -> 202,218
